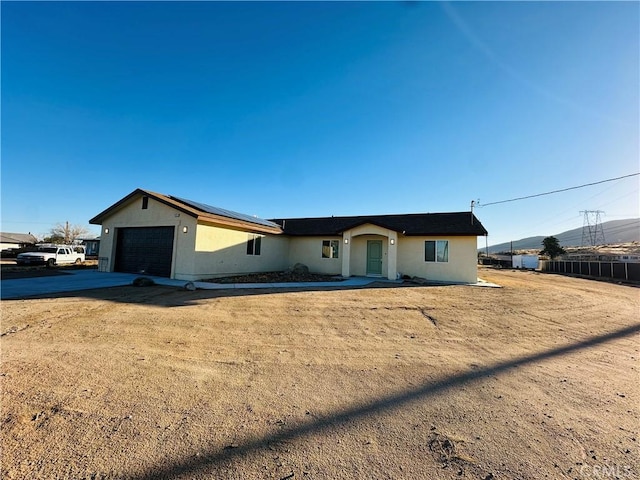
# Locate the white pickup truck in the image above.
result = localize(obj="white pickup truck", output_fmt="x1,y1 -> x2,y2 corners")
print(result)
16,245 -> 86,267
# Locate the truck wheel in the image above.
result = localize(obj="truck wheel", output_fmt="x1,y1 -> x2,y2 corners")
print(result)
75,258 -> 82,264
47,258 -> 55,267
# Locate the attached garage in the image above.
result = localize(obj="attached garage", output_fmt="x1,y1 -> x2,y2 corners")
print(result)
114,226 -> 174,277
89,189 -> 285,281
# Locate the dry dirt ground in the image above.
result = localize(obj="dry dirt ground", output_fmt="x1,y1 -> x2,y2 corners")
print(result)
1,268 -> 638,480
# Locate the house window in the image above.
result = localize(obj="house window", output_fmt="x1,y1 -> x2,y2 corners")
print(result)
247,234 -> 262,255
322,240 -> 339,258
142,196 -> 149,209
425,240 -> 449,263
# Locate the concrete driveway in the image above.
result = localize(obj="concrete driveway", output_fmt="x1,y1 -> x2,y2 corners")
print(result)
0,270 -> 391,300
0,271 -> 166,299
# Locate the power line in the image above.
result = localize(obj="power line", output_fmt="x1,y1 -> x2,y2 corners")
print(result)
580,210 -> 606,246
549,229 -> 634,244
486,220 -> 640,249
479,173 -> 639,207
504,181 -> 638,240
496,221 -> 640,247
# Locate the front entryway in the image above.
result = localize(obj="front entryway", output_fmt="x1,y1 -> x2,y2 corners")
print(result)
366,240 -> 383,275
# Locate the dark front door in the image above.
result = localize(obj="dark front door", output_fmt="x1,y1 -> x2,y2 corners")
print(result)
366,240 -> 383,275
115,226 -> 174,277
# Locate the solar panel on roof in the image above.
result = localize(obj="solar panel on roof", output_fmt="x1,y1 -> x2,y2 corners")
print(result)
171,196 -> 280,228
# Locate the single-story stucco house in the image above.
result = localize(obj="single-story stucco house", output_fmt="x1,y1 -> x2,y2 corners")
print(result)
89,189 -> 488,283
0,232 -> 38,252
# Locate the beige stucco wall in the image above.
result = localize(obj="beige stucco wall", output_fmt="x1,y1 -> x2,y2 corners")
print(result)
97,195 -> 197,278
287,236 -> 342,274
189,222 -> 289,280
396,236 -> 478,283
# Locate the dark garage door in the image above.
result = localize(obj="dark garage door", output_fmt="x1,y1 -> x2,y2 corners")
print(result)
115,227 -> 174,277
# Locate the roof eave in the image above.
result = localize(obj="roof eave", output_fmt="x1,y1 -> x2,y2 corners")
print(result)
335,219 -> 402,234
403,231 -> 488,237
197,215 -> 283,235
90,188 -> 283,233
89,189 -> 199,225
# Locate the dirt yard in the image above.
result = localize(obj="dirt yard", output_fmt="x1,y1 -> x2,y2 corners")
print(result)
1,268 -> 638,479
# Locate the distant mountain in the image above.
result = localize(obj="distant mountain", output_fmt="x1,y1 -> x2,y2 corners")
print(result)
483,219 -> 640,254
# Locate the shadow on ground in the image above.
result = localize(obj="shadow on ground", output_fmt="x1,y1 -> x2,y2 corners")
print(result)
125,323 -> 640,479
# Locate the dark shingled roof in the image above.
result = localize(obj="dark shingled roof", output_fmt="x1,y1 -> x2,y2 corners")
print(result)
90,189 -> 487,237
269,212 -> 488,237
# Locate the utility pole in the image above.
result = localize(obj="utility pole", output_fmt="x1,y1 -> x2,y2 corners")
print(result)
470,200 -> 475,225
580,210 -> 606,246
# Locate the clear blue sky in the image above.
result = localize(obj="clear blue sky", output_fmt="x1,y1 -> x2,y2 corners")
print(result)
2,1 -> 638,247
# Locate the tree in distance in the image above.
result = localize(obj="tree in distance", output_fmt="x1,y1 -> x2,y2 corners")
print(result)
540,236 -> 566,259
43,222 -> 90,244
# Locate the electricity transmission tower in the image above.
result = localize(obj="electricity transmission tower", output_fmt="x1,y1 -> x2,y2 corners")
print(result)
580,210 -> 606,246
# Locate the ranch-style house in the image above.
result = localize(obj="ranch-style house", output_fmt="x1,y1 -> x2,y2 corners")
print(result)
89,189 -> 488,283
